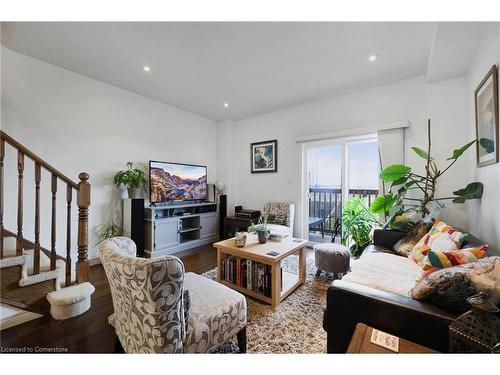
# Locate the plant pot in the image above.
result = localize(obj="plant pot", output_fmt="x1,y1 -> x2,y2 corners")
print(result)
257,232 -> 268,244
127,188 -> 142,199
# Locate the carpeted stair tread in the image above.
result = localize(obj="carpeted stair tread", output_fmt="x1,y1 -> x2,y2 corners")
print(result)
19,269 -> 60,287
0,254 -> 28,269
2,236 -> 76,287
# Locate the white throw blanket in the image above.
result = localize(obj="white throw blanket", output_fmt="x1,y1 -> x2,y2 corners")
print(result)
342,252 -> 421,296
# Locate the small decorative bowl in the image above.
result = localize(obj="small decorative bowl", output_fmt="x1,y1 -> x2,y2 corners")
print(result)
234,232 -> 247,248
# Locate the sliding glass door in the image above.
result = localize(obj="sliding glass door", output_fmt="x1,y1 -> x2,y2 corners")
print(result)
307,144 -> 343,244
346,139 -> 380,207
303,136 -> 379,244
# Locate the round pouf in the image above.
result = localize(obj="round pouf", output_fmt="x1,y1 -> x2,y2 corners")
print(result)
46,282 -> 95,320
314,243 -> 350,278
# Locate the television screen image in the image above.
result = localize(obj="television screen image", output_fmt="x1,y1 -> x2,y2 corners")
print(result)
149,161 -> 207,203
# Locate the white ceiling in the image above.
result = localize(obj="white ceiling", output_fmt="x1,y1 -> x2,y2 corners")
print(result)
426,22 -> 496,83
1,22 -> 494,121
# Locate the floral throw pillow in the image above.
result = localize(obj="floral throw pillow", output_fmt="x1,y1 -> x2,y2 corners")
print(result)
410,219 -> 466,264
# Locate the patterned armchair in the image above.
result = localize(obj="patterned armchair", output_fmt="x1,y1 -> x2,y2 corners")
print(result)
100,237 -> 247,353
263,202 -> 295,238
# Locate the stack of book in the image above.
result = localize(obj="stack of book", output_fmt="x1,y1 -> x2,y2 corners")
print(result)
221,257 -> 282,297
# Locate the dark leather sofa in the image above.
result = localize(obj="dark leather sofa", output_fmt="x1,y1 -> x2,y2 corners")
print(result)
323,228 -> 484,353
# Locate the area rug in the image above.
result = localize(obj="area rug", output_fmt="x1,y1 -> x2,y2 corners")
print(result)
203,255 -> 334,353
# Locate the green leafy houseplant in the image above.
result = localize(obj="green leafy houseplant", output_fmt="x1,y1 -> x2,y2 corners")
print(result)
113,162 -> 147,199
341,197 -> 377,257
371,121 -> 484,225
251,216 -> 271,244
96,224 -> 126,245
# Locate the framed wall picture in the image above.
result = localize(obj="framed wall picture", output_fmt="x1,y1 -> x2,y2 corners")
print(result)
250,139 -> 278,173
475,65 -> 499,167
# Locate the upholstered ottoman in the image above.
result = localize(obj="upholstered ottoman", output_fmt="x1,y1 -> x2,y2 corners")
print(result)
314,243 -> 350,278
183,272 -> 247,353
46,282 -> 95,320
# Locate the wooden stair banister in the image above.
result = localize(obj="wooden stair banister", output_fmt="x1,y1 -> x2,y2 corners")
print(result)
76,173 -> 90,284
34,163 -> 41,274
17,150 -> 24,256
66,185 -> 72,287
0,130 -> 90,285
50,174 -> 57,271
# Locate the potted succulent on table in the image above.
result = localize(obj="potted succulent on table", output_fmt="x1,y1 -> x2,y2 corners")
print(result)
251,216 -> 271,244
113,162 -> 147,199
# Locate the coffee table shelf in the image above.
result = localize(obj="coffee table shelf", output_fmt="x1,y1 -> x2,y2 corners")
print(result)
213,234 -> 307,308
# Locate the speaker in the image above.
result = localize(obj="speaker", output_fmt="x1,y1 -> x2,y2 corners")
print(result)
219,194 -> 227,238
123,198 -> 145,257
235,205 -> 243,213
207,184 -> 216,202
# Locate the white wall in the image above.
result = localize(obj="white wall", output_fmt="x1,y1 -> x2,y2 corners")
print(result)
223,75 -> 472,236
1,47 -> 218,260
465,25 -> 500,255
426,77 -> 468,230
217,120 -> 237,215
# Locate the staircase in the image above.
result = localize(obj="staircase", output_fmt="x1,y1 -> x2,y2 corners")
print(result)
0,130 -> 91,316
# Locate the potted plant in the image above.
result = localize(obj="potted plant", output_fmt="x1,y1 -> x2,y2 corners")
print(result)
341,197 -> 377,257
95,223 -> 126,245
113,162 -> 147,199
251,216 -> 271,244
370,121 -> 484,227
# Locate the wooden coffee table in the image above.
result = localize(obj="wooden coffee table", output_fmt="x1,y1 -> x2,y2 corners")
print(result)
213,234 -> 307,308
347,323 -> 438,353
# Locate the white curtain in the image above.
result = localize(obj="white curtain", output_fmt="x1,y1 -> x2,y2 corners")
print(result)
377,128 -> 405,195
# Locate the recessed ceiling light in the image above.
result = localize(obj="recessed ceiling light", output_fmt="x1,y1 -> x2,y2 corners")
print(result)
143,65 -> 151,72
368,54 -> 378,63
223,102 -> 229,108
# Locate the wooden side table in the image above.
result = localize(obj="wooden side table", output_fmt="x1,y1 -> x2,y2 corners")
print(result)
223,216 -> 259,239
347,323 -> 438,353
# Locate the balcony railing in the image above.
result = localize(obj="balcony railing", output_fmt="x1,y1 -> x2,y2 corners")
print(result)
308,187 -> 378,235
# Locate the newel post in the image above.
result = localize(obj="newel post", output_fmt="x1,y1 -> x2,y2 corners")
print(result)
76,172 -> 90,283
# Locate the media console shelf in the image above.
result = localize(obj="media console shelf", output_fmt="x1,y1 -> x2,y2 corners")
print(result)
144,202 -> 219,257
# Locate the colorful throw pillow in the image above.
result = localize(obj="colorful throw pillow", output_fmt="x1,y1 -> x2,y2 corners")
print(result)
418,245 -> 488,279
410,219 -> 466,264
410,256 -> 500,313
393,221 -> 433,257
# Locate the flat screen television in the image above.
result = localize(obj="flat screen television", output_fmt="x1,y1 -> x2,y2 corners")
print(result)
149,161 -> 207,203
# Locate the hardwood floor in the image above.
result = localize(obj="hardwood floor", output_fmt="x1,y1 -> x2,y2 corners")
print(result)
0,244 -> 217,353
